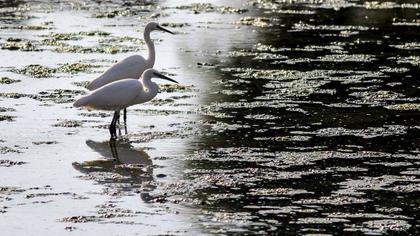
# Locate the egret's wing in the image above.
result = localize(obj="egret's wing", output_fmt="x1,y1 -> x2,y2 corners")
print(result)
75,79 -> 142,110
87,55 -> 148,90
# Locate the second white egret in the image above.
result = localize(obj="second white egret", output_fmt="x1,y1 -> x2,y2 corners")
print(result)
74,69 -> 178,140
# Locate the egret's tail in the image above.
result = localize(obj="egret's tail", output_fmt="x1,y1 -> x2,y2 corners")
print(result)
87,75 -> 107,91
73,96 -> 89,108
86,80 -> 100,91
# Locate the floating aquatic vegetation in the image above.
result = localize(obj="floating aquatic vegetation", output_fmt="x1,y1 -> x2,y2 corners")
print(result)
32,141 -> 58,145
315,125 -> 408,138
393,56 -> 420,66
54,44 -> 139,54
385,103 -> 420,111
14,63 -> 94,78
161,22 -> 190,28
15,64 -> 56,78
57,63 -> 94,74
390,42 -> 420,50
0,77 -> 20,84
60,215 -> 101,223
53,120 -> 83,128
94,8 -> 143,18
1,38 -> 38,51
335,175 -> 417,196
176,3 -> 247,14
0,25 -> 48,30
0,160 -> 26,167
72,81 -> 90,88
348,90 -> 414,106
0,114 -> 14,122
36,89 -> 86,104
236,17 -> 272,27
292,22 -> 372,32
0,92 -> 35,99
364,2 -> 420,9
294,195 -> 371,205
392,18 -> 420,26
249,188 -> 311,196
316,54 -> 376,62
350,219 -> 412,234
0,146 -> 21,154
159,84 -> 195,93
292,217 -> 350,224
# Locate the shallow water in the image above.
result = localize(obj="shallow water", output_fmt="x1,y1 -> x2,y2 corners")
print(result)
0,0 -> 419,235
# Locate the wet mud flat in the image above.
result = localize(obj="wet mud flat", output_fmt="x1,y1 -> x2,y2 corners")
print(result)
0,0 -> 419,235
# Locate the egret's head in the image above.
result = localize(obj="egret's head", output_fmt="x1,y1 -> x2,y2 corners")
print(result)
143,68 -> 178,84
145,22 -> 174,34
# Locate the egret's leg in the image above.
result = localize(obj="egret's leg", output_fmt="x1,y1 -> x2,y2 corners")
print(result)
123,109 -> 127,125
109,111 -> 119,140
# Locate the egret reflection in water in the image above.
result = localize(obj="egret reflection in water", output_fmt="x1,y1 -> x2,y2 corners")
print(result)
72,140 -> 153,193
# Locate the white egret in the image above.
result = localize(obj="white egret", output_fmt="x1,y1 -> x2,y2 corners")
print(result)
87,22 -> 174,124
74,69 -> 178,140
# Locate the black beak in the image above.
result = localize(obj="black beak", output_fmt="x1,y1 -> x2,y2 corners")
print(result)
153,72 -> 178,84
156,25 -> 174,34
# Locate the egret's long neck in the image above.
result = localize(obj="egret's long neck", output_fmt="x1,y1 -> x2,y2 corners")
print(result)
140,76 -> 158,101
144,30 -> 155,68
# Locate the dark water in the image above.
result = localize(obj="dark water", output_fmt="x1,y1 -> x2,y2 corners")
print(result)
177,1 -> 420,235
0,0 -> 419,235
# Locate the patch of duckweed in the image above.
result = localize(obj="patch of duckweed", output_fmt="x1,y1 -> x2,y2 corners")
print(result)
392,18 -> 420,26
98,36 -> 144,45
393,56 -> 420,66
53,120 -> 83,128
0,25 -> 48,30
350,219 -> 412,234
32,141 -> 58,145
72,81 -> 90,88
58,63 -> 94,74
385,103 -> 420,111
161,22 -> 190,28
0,77 -> 20,84
0,160 -> 26,167
292,22 -> 373,31
15,64 -> 56,78
1,38 -> 38,51
293,217 -> 350,224
60,215 -> 101,223
390,42 -> 420,50
48,32 -> 81,41
315,125 -> 408,138
0,114 -> 14,122
294,195 -> 371,205
36,89 -> 86,104
94,8 -> 141,18
249,188 -> 311,196
54,44 -> 139,54
176,3 -> 247,14
316,54 -> 376,62
348,90 -> 413,105
0,92 -> 33,99
365,1 -> 420,9
335,175 -> 417,196
159,84 -> 195,93
236,17 -> 272,27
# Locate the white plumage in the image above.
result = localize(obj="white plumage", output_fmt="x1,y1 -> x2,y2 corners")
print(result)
86,22 -> 174,125
87,22 -> 173,91
74,69 -> 178,140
